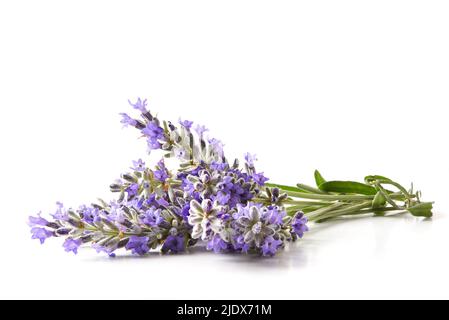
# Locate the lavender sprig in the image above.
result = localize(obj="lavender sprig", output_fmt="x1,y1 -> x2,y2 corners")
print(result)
28,98 -> 433,257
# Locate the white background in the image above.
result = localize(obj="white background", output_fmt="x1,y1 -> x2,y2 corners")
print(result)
0,0 -> 448,299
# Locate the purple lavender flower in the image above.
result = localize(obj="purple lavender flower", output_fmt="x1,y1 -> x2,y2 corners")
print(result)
180,203 -> 190,219
213,172 -> 255,208
234,203 -> 281,248
252,172 -> 269,186
156,197 -> 170,207
147,139 -> 162,150
126,236 -> 150,255
144,194 -> 162,209
132,159 -> 146,172
210,162 -> 228,171
233,202 -> 263,220
28,212 -> 49,227
216,176 -> 234,204
179,119 -> 193,130
128,98 -> 148,113
63,238 -> 82,254
154,159 -> 169,182
195,124 -> 208,137
234,235 -> 251,253
207,235 -> 228,253
292,212 -> 309,238
244,153 -> 257,167
188,199 -> 225,241
31,227 -> 53,244
79,205 -> 100,224
120,113 -> 137,128
92,243 -> 117,257
142,122 -> 165,150
106,200 -> 125,223
261,236 -> 282,257
174,147 -> 188,160
126,183 -> 139,197
262,206 -> 285,225
162,235 -> 185,253
51,202 -> 68,221
142,122 -> 164,140
216,192 -> 231,206
209,138 -> 224,157
140,208 -> 163,226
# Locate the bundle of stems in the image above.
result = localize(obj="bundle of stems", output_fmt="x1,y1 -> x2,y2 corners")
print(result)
28,98 -> 434,257
261,170 -> 433,223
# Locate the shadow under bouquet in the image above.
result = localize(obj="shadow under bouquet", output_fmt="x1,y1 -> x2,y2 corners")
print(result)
29,98 -> 434,257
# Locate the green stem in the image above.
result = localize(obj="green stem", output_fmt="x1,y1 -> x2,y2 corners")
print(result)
307,201 -> 373,222
286,189 -> 409,201
285,190 -> 375,201
305,202 -> 347,221
311,207 -> 407,223
343,207 -> 406,216
266,175 -> 430,222
84,226 -> 143,237
283,200 -> 336,207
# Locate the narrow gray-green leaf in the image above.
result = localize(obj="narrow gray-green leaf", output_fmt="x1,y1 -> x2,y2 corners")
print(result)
319,181 -> 378,195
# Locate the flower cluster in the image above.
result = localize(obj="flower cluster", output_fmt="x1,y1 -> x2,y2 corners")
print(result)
29,98 -> 309,257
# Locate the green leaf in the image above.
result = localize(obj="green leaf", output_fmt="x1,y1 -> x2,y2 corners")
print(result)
407,202 -> 433,218
319,181 -> 378,195
314,170 -> 326,187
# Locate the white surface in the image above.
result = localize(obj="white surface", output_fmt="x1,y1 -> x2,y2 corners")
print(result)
1,0 -> 448,299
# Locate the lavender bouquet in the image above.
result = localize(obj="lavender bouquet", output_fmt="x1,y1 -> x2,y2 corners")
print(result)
28,98 -> 434,257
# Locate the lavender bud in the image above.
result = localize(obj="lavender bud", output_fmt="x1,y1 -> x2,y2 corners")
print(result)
117,238 -> 129,249
282,216 -> 292,224
194,182 -> 204,192
121,206 -> 131,215
68,218 -> 82,228
117,191 -> 125,203
122,174 -> 138,183
142,111 -> 153,122
168,121 -> 175,131
46,222 -> 60,229
101,218 -> 118,231
56,228 -> 72,236
92,203 -> 103,210
68,210 -> 80,220
200,139 -> 206,150
120,219 -> 133,229
81,235 -> 93,243
279,193 -> 289,201
169,227 -> 177,236
110,184 -> 122,192
134,120 -> 146,129
266,188 -> 272,199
